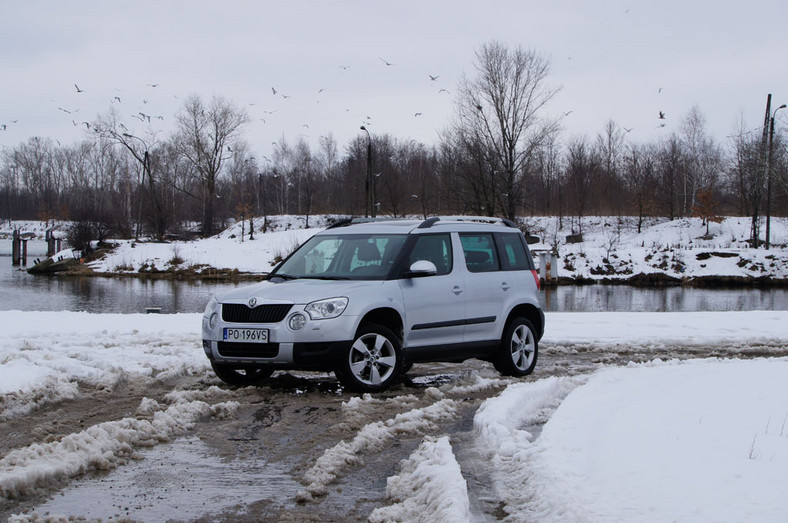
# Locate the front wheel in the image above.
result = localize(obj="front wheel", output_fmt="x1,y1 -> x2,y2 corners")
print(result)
211,361 -> 274,387
493,317 -> 538,377
335,323 -> 403,392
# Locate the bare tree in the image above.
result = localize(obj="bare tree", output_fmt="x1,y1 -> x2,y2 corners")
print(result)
175,95 -> 249,236
94,107 -> 167,239
564,136 -> 598,236
455,41 -> 560,220
681,106 -> 721,217
595,120 -> 626,215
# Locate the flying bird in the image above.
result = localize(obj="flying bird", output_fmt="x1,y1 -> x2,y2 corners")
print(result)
414,112 -> 423,117
624,127 -> 633,133
147,83 -> 159,87
379,57 -> 393,66
271,87 -> 278,95
74,84 -> 84,93
1,124 -> 6,131
113,96 -> 121,103
439,88 -> 449,94
339,65 -> 350,70
58,107 -> 72,114
429,75 -> 439,81
659,111 -> 666,119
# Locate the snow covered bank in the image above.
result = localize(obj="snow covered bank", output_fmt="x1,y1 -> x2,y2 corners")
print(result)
7,215 -> 787,282
476,358 -> 788,522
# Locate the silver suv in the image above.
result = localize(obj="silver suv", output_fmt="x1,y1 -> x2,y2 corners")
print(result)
202,216 -> 544,392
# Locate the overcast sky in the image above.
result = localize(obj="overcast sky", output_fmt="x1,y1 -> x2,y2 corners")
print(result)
2,0 -> 787,157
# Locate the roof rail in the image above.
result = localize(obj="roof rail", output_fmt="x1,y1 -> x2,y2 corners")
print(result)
326,217 -> 414,229
418,217 -> 440,229
326,217 -> 354,229
421,216 -> 518,229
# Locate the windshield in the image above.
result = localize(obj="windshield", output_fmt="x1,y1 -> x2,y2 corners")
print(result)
272,233 -> 407,280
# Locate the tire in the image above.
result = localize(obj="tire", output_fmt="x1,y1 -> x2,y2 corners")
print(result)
493,317 -> 538,377
335,323 -> 403,392
211,361 -> 274,387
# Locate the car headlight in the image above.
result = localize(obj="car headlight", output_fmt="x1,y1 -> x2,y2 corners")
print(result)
305,297 -> 348,320
203,296 -> 219,317
203,296 -> 220,330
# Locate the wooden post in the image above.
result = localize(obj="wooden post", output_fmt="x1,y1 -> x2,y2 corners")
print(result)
12,229 -> 20,266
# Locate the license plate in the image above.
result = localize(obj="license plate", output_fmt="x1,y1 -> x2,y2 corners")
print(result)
223,328 -> 269,343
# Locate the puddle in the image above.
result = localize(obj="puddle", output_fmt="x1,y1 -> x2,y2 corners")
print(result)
30,437 -> 301,521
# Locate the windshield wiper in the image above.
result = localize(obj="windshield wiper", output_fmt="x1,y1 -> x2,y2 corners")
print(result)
268,273 -> 299,281
302,275 -> 352,280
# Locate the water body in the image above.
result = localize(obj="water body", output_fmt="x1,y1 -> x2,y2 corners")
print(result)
2,240 -> 788,313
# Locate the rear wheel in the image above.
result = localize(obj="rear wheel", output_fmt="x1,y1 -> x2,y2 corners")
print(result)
211,361 -> 274,387
493,317 -> 538,377
335,323 -> 403,392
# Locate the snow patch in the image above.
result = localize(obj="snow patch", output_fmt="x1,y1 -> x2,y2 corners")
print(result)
298,398 -> 459,500
369,436 -> 470,523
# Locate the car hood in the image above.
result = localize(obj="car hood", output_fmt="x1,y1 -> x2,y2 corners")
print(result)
216,278 -> 385,305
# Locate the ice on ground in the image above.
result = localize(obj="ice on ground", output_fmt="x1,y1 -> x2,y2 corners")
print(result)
0,398 -> 239,499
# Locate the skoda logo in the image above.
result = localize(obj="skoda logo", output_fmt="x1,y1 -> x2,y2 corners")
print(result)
248,297 -> 257,308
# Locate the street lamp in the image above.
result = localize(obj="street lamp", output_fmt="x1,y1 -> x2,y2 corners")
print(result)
766,103 -> 786,250
360,126 -> 373,217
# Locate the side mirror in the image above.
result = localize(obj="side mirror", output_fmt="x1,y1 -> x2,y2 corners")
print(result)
404,260 -> 438,278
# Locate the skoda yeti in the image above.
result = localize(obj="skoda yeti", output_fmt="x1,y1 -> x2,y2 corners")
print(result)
202,216 -> 545,392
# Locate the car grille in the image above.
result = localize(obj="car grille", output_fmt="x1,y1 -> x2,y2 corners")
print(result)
217,342 -> 279,358
221,303 -> 292,323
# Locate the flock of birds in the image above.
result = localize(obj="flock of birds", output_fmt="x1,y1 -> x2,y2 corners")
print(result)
1,57 -> 456,147
1,58 -> 676,148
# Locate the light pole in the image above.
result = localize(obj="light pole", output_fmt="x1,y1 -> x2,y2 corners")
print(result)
766,103 -> 786,250
360,126 -> 373,217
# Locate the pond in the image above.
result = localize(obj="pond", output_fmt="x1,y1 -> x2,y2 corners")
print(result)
3,240 -> 788,314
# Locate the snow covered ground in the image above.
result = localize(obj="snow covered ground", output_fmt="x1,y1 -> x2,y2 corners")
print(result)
4,215 -> 788,281
2,310 -> 788,521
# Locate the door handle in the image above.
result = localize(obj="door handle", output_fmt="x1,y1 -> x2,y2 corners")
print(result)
501,282 -> 511,291
452,286 -> 464,295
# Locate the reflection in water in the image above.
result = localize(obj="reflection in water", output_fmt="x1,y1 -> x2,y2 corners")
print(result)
3,240 -> 788,313
539,285 -> 788,312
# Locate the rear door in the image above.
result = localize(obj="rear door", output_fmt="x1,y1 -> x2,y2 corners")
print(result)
459,232 -> 510,344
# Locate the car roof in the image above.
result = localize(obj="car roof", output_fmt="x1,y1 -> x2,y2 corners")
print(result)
317,216 -> 521,236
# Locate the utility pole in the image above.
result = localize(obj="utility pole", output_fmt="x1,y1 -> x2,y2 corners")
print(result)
766,103 -> 787,249
361,126 -> 372,217
753,94 -> 772,248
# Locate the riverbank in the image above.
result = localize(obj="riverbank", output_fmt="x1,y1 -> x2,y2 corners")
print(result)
5,215 -> 788,286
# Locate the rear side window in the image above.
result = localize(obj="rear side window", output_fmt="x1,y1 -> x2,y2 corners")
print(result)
497,233 -> 530,270
460,233 -> 500,272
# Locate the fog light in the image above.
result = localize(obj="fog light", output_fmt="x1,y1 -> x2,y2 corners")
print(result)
289,313 -> 307,331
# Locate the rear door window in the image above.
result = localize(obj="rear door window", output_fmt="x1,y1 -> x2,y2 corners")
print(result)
459,233 -> 500,273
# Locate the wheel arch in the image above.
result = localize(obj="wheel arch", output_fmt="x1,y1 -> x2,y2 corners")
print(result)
357,307 -> 404,340
505,303 -> 544,340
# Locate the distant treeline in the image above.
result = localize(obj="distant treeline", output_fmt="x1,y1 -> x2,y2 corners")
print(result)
2,42 -> 786,249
